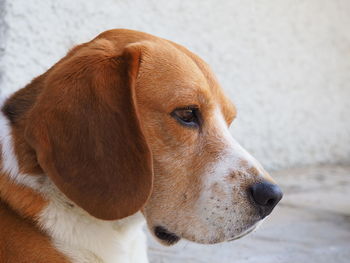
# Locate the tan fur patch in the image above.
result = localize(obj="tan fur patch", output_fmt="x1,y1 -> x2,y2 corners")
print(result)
0,145 -> 46,219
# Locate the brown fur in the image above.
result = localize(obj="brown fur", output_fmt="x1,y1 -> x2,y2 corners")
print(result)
0,201 -> 70,262
0,144 -> 69,261
4,37 -> 154,220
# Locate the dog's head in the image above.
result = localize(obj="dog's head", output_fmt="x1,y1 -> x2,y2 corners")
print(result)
20,29 -> 282,245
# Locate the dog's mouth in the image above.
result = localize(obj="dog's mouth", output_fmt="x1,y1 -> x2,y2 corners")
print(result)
153,220 -> 262,245
154,226 -> 181,245
227,221 -> 261,242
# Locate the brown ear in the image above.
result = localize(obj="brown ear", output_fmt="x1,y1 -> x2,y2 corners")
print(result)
25,40 -> 153,220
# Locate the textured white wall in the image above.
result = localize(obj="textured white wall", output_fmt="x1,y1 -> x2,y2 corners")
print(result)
1,0 -> 349,170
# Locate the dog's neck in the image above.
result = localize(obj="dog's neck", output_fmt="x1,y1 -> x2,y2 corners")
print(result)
0,93 -> 149,263
38,176 -> 148,263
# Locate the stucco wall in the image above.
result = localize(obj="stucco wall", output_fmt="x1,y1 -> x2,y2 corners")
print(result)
0,0 -> 349,170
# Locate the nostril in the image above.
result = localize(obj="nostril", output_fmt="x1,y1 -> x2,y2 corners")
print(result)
249,181 -> 283,212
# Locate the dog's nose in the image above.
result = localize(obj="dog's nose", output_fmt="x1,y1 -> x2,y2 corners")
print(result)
249,181 -> 283,217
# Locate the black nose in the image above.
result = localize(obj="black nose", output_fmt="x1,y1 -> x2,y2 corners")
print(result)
249,181 -> 283,217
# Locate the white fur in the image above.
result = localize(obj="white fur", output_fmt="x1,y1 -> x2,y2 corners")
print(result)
0,96 -> 44,189
207,107 -> 265,183
0,98 -> 149,263
194,107 -> 265,241
37,178 -> 148,263
0,96 -> 20,178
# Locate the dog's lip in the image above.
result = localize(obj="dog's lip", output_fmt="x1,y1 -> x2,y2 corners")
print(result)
227,223 -> 259,242
154,226 -> 181,245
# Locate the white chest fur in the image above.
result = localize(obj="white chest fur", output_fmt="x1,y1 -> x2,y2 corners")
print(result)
37,179 -> 149,263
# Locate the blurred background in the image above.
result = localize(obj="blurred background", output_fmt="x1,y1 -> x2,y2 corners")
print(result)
0,0 -> 349,262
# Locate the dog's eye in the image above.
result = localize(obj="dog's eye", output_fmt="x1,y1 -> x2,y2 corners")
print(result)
171,107 -> 200,128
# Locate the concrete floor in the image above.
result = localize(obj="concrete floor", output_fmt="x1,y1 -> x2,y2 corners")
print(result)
147,165 -> 350,263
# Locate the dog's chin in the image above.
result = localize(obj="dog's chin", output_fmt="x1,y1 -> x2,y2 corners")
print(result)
227,221 -> 261,242
153,226 -> 181,246
152,220 -> 262,246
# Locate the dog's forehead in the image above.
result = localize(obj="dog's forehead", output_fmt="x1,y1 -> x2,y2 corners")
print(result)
137,41 -> 236,118
94,30 -> 235,117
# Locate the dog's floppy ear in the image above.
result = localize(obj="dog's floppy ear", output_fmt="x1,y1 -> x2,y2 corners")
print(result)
25,40 -> 153,220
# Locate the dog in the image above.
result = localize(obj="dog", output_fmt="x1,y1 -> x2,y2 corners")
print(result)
0,29 -> 283,263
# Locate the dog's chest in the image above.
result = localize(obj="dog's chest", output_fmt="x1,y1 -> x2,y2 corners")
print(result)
39,199 -> 148,263
36,178 -> 149,263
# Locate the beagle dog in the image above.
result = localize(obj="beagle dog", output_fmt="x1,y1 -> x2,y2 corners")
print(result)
0,29 -> 283,263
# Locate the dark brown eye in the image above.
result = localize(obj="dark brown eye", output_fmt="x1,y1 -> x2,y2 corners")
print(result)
171,107 -> 200,128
